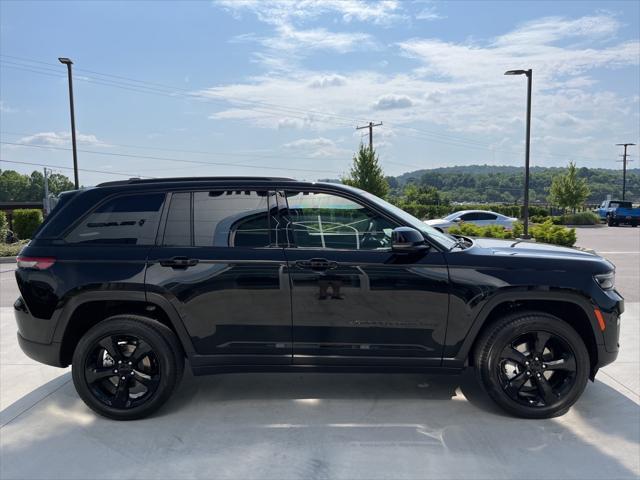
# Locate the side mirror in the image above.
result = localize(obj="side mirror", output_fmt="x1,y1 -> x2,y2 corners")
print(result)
452,217 -> 462,223
392,227 -> 429,253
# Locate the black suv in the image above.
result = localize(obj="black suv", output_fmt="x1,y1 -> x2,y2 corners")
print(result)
14,177 -> 622,420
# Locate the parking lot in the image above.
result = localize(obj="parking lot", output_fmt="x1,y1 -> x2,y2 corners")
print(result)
1,226 -> 638,480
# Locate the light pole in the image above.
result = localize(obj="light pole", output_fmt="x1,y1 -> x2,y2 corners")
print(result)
58,57 -> 79,189
505,68 -> 532,238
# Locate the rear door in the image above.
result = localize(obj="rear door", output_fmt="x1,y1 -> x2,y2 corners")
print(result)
145,188 -> 291,365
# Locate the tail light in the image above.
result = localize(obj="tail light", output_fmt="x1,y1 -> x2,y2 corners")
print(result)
16,256 -> 56,270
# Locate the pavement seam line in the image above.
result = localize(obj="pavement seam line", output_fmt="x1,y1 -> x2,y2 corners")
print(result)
0,377 -> 72,428
599,370 -> 640,399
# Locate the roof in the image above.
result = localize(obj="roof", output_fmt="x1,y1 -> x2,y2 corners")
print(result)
96,176 -> 296,187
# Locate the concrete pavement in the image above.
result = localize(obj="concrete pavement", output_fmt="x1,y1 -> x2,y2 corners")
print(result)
1,227 -> 638,479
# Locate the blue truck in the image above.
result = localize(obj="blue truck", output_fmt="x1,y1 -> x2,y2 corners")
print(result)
597,200 -> 640,227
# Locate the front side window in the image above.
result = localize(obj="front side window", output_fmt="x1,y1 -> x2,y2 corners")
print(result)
476,212 -> 497,220
283,191 -> 396,250
66,193 -> 165,245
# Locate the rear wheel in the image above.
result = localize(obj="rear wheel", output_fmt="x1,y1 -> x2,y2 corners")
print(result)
72,315 -> 184,420
474,311 -> 590,418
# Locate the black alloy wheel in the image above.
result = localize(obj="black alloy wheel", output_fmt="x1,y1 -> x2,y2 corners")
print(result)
498,330 -> 577,408
84,334 -> 161,410
72,315 -> 184,420
475,311 -> 590,418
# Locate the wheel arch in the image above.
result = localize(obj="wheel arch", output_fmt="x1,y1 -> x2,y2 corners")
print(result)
449,291 -> 602,378
54,291 -> 195,367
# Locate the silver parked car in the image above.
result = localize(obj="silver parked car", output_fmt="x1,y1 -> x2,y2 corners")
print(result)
424,210 -> 517,231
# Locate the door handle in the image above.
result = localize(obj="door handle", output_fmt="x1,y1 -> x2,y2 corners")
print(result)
294,258 -> 338,271
159,256 -> 199,269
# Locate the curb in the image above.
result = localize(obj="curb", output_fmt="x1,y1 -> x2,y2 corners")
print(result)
0,257 -> 17,264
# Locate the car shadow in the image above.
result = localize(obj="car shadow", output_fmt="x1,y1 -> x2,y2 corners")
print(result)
1,369 -> 638,480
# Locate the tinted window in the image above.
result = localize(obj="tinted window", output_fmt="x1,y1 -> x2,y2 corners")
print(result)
283,191 -> 396,250
193,190 -> 271,247
460,212 -> 479,221
66,193 -> 165,245
163,193 -> 191,246
476,212 -> 497,220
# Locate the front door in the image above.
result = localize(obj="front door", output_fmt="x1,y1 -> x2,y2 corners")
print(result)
145,189 -> 291,365
280,189 -> 449,366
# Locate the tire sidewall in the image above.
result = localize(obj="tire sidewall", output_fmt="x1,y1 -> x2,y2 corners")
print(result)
72,317 -> 180,420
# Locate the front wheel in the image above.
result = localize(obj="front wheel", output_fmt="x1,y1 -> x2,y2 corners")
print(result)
474,311 -> 590,419
72,315 -> 184,420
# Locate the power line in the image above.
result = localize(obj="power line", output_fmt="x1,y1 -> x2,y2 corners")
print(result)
1,54 -> 627,166
0,130 -> 344,163
0,159 -> 153,178
0,141 -> 343,175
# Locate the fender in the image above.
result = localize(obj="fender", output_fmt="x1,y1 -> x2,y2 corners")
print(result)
51,290 -> 196,357
442,288 -> 603,368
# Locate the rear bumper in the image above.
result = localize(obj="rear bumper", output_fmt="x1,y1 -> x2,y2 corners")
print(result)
17,333 -> 64,367
15,296 -> 64,368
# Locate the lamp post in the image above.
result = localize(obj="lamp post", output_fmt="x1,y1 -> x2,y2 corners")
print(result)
58,57 -> 79,189
505,68 -> 532,238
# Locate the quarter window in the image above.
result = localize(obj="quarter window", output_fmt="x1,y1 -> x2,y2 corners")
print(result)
66,193 -> 165,245
283,191 -> 396,250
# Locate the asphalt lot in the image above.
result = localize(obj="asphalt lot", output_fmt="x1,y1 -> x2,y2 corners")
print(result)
1,227 -> 638,479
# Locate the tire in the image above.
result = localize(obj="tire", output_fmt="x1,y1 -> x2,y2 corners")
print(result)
474,311 -> 590,419
607,216 -> 615,227
72,315 -> 184,420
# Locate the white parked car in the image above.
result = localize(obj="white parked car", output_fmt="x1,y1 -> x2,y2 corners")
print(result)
424,210 -> 517,231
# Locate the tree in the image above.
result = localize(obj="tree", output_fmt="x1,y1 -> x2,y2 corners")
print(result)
342,144 -> 389,198
0,169 -> 75,202
548,161 -> 590,212
403,184 -> 447,205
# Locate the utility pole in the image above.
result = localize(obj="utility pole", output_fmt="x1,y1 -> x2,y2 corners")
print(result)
616,143 -> 635,200
356,121 -> 383,151
43,167 -> 50,216
58,57 -> 79,189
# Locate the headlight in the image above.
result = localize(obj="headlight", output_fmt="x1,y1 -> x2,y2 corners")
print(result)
594,271 -> 615,290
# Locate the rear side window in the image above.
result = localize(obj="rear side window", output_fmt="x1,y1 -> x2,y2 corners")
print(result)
194,191 -> 271,247
162,190 -> 274,247
65,193 -> 165,245
163,193 -> 191,247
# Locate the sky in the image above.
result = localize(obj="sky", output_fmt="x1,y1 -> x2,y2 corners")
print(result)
1,0 -> 639,186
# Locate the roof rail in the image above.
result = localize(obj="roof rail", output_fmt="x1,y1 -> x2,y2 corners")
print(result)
96,176 -> 296,187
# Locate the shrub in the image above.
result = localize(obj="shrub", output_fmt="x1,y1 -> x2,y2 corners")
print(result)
0,239 -> 29,257
0,211 -> 7,243
558,211 -> 600,225
12,209 -> 43,240
530,220 -> 576,247
449,219 -> 575,247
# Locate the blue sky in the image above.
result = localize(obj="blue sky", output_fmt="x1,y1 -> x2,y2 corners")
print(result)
1,0 -> 639,186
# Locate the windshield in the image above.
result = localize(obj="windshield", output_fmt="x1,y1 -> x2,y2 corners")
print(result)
443,212 -> 462,221
343,186 -> 458,249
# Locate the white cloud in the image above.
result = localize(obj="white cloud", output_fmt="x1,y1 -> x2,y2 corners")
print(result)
201,13 -> 639,167
283,136 -> 351,157
416,5 -> 445,21
308,74 -> 348,88
372,94 -> 415,110
0,101 -> 17,113
17,131 -> 109,148
216,0 -> 406,26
